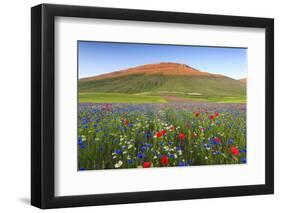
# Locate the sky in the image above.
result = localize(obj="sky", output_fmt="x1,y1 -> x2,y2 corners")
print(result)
78,41 -> 247,80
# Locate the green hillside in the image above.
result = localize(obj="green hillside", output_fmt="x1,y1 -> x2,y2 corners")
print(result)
79,73 -> 246,103
79,93 -> 168,103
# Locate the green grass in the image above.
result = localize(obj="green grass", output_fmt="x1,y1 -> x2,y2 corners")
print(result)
79,93 -> 167,103
79,74 -> 246,98
178,96 -> 246,103
208,96 -> 247,103
79,74 -> 247,104
79,92 -> 246,103
181,95 -> 246,103
79,73 -> 247,104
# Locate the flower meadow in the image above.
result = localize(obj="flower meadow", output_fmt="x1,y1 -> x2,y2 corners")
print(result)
78,103 -> 246,170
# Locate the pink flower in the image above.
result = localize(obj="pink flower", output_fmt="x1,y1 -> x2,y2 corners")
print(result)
214,137 -> 221,143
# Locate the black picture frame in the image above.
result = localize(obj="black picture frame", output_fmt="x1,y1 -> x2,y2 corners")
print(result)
31,3 -> 274,209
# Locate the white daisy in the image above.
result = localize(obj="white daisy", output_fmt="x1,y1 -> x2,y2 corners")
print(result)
114,160 -> 123,168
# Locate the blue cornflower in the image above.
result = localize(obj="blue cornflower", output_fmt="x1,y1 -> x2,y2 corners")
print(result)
169,153 -> 175,158
115,149 -> 122,155
78,137 -> 83,145
82,118 -> 87,125
137,152 -> 144,159
178,162 -> 186,166
240,149 -> 247,153
203,143 -> 210,148
141,146 -> 146,151
146,143 -> 153,148
176,146 -> 184,151
240,158 -> 247,163
79,143 -> 86,149
127,159 -> 134,165
79,167 -> 85,171
227,138 -> 234,145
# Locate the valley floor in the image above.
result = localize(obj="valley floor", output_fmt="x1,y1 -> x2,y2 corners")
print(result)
79,92 -> 246,104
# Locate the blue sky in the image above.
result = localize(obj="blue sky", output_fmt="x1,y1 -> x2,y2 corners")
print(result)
78,41 -> 247,80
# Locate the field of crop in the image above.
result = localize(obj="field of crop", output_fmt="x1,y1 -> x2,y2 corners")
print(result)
79,93 -> 168,103
78,102 -> 246,170
79,92 -> 246,103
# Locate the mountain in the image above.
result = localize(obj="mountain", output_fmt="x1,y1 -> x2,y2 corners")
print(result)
79,62 -> 246,103
81,62 -> 222,81
239,78 -> 247,84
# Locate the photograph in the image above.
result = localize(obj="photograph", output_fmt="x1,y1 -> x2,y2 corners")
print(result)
29,3 -> 274,209
77,41 -> 247,170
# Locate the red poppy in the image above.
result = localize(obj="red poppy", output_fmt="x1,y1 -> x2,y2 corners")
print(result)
209,115 -> 215,120
195,112 -> 200,117
156,132 -> 163,138
215,111 -> 220,117
179,133 -> 185,140
231,147 -> 239,155
124,120 -> 129,125
214,137 -> 221,143
161,155 -> 169,165
161,129 -> 167,135
143,162 -> 151,168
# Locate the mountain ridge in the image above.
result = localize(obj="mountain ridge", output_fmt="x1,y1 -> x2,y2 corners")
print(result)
78,62 -> 246,103
239,78 -> 247,84
80,62 -> 228,82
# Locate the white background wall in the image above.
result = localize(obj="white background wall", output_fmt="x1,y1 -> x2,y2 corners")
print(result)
0,0 -> 279,212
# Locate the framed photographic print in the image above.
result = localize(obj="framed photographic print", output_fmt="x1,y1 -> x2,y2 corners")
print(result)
31,3 -> 274,209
